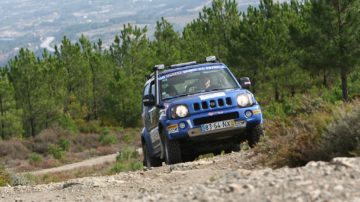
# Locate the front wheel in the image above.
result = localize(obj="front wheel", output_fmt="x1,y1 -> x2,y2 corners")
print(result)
142,141 -> 162,168
224,144 -> 241,153
162,132 -> 182,165
247,124 -> 264,148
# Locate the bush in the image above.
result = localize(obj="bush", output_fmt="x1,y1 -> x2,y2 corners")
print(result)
77,120 -> 102,133
116,147 -> 139,161
111,147 -> 142,173
0,139 -> 30,160
111,161 -> 143,173
122,133 -> 134,144
71,133 -> 101,152
28,153 -> 42,165
99,127 -> 118,146
256,100 -> 360,167
58,138 -> 70,151
99,134 -> 118,146
48,144 -> 65,160
263,94 -> 331,120
319,102 -> 360,158
0,164 -> 10,187
58,114 -> 78,134
34,127 -> 68,154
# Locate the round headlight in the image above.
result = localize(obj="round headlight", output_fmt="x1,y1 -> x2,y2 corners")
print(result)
175,105 -> 189,118
237,94 -> 253,107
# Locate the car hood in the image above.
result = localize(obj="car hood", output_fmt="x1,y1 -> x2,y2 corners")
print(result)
163,88 -> 251,106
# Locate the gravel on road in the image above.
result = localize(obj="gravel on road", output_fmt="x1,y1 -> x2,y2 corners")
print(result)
1,151 -> 359,202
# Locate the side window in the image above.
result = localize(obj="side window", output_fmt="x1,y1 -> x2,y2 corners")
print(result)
150,82 -> 155,96
143,84 -> 150,96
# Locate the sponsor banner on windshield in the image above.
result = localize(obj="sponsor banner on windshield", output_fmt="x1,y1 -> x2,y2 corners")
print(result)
159,65 -> 225,80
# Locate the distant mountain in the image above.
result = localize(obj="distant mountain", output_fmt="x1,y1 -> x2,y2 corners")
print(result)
0,0 -> 259,65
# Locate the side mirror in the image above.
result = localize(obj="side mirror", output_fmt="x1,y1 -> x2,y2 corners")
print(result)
143,94 -> 155,107
239,77 -> 251,89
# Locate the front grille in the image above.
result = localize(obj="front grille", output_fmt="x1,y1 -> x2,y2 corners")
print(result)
193,112 -> 239,125
193,97 -> 233,111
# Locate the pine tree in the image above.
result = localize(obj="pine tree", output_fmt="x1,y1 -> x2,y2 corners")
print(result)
0,74 -> 23,139
301,0 -> 360,101
8,49 -> 47,137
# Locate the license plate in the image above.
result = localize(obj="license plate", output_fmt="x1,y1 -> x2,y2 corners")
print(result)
201,120 -> 234,132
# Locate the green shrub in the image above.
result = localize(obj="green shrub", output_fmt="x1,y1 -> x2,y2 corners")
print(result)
99,134 -> 118,146
99,128 -> 118,145
48,144 -> 65,160
58,138 -> 70,151
116,147 -> 139,161
122,133 -> 134,144
58,114 -> 78,134
0,164 -> 10,187
29,153 -> 42,165
111,147 -> 142,173
111,161 -> 143,173
263,95 -> 331,120
102,127 -> 110,136
77,120 -> 102,133
115,127 -> 125,133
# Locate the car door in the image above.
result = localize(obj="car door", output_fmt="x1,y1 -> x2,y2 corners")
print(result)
148,82 -> 161,155
142,83 -> 151,129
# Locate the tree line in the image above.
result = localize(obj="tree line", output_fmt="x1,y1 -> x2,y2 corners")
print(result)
0,0 -> 359,139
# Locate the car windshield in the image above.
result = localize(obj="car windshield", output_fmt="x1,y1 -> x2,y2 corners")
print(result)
160,66 -> 239,100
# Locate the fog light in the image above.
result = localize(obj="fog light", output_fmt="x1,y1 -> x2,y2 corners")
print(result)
179,122 -> 186,129
245,110 -> 253,118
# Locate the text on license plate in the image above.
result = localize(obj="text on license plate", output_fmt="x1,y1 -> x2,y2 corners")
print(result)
201,120 -> 234,132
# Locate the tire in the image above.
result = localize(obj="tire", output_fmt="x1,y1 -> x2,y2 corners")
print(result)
182,153 -> 197,162
142,141 -> 162,168
224,144 -> 241,153
247,124 -> 264,148
162,132 -> 182,165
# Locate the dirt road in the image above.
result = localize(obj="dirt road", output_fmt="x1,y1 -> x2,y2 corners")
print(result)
24,153 -> 118,176
1,151 -> 360,202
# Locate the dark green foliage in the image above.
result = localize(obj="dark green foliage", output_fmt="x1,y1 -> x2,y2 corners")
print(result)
0,75 -> 23,139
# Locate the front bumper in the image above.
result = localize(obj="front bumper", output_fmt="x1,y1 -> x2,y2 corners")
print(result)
164,105 -> 262,140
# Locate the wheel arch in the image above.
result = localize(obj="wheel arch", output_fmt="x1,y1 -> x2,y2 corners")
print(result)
141,128 -> 155,157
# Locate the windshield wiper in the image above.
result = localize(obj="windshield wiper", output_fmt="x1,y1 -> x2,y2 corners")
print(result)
203,87 -> 234,93
162,93 -> 191,101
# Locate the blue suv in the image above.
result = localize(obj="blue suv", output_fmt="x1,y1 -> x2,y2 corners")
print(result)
141,56 -> 263,167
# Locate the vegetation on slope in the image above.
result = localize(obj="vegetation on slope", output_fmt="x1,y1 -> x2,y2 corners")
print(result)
257,97 -> 360,168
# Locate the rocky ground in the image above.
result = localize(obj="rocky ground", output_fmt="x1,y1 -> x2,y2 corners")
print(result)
1,151 -> 360,202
